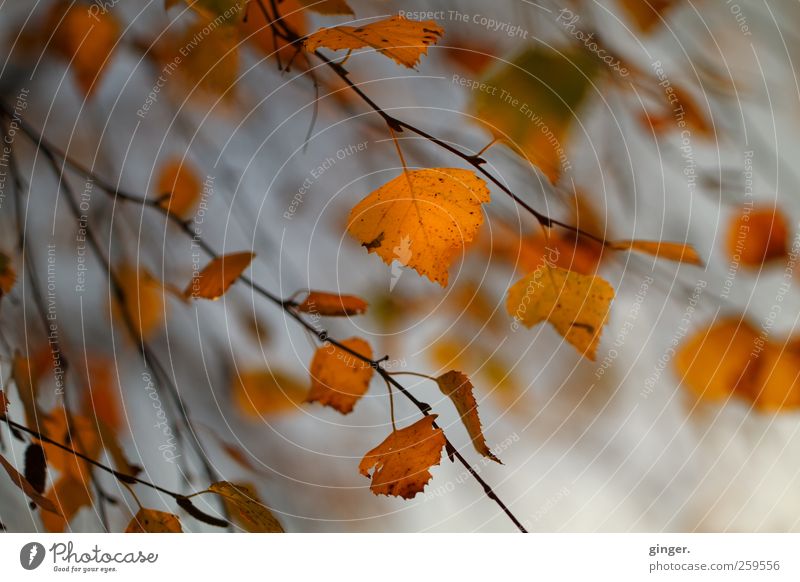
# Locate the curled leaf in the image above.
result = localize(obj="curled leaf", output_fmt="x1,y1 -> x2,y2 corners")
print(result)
208,481 -> 284,532
609,239 -> 703,266
347,168 -> 490,286
125,508 -> 183,533
185,252 -> 255,300
435,371 -> 499,463
359,415 -> 446,499
297,291 -> 368,316
307,338 -> 374,414
304,15 -> 443,69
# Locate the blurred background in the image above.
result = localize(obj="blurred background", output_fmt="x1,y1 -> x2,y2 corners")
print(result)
1,0 -> 799,532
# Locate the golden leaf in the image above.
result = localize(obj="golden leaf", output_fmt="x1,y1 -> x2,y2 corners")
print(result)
506,266 -> 614,360
359,415 -> 446,499
125,508 -> 183,533
156,158 -> 202,219
307,338 -> 374,414
233,368 -> 305,417
609,239 -> 703,266
304,15 -> 443,69
0,454 -> 61,516
297,291 -> 368,316
435,371 -> 499,463
208,481 -> 284,532
185,252 -> 254,300
347,168 -> 490,286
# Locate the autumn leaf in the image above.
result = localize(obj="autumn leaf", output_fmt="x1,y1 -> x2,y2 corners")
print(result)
0,454 -> 61,516
296,0 -> 352,15
506,265 -> 614,360
619,0 -> 681,34
609,239 -> 703,266
472,46 -> 599,183
234,368 -> 306,417
39,412 -> 101,482
48,1 -> 120,96
12,351 -> 49,432
41,475 -> 93,532
747,344 -> 800,412
297,291 -> 368,316
347,168 -> 491,286
115,265 -> 166,339
156,158 -> 202,219
307,338 -> 374,414
125,508 -> 183,533
239,0 -> 308,64
435,371 -> 499,463
726,206 -> 789,268
0,252 -> 16,296
81,357 -> 123,432
185,252 -> 254,300
304,15 -> 444,69
359,415 -> 446,499
208,481 -> 284,532
0,390 -> 8,416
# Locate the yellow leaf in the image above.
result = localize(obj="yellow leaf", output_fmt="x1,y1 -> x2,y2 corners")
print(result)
472,46 -> 599,183
506,266 -> 614,360
297,291 -> 368,316
208,481 -> 284,532
609,240 -> 703,266
0,252 -> 16,296
307,338 -> 373,414
619,0 -> 681,34
347,168 -> 490,287
48,1 -> 120,97
41,475 -> 93,532
0,454 -> 61,516
296,0 -> 352,15
185,252 -> 254,300
156,158 -> 202,219
233,368 -> 305,417
125,508 -> 183,533
435,371 -> 499,463
304,15 -> 443,69
359,415 -> 446,499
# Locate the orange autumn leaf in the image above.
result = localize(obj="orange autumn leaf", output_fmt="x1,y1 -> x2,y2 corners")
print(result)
609,239 -> 703,266
156,158 -> 202,219
296,0 -> 352,15
506,265 -> 615,360
347,168 -> 491,287
81,357 -> 122,432
48,1 -> 120,97
359,415 -> 446,499
115,265 -> 166,339
233,368 -> 305,417
0,454 -> 61,516
746,344 -> 800,412
297,291 -> 368,316
0,252 -> 16,296
125,508 -> 183,533
39,413 -> 102,481
435,371 -> 499,463
208,481 -> 284,532
307,338 -> 374,414
239,0 -> 308,64
726,206 -> 789,268
304,15 -> 444,69
619,0 -> 681,34
41,475 -> 93,532
185,252 -> 255,300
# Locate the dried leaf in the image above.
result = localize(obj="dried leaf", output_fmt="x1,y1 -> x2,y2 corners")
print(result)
726,206 -> 789,268
157,158 -> 202,219
239,0 -> 308,64
0,454 -> 61,516
48,1 -> 120,96
307,338 -> 374,414
125,508 -> 183,533
609,239 -> 703,266
359,416 -> 445,499
506,265 -> 614,360
39,412 -> 101,482
304,15 -> 443,68
435,371 -> 499,463
234,368 -> 305,417
347,168 -> 490,286
208,481 -> 284,532
297,291 -> 368,316
185,252 -> 254,300
41,475 -> 93,532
